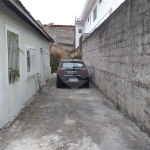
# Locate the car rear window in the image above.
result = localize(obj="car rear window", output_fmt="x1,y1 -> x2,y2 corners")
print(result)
62,62 -> 85,68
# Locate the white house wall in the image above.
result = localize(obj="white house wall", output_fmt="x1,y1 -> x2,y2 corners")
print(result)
84,0 -> 125,33
0,20 -> 6,128
75,23 -> 84,49
75,0 -> 125,48
0,2 -> 51,128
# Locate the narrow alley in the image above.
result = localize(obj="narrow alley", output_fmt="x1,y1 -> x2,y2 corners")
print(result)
0,77 -> 150,150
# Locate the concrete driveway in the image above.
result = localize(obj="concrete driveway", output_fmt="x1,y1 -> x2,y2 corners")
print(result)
0,77 -> 150,150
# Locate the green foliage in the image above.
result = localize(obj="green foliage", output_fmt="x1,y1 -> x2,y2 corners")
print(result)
72,52 -> 82,59
11,68 -> 20,83
114,102 -> 121,111
15,48 -> 24,55
68,50 -> 82,59
67,50 -> 75,58
11,32 -> 24,55
11,68 -> 20,77
114,101 -> 126,116
50,52 -> 61,73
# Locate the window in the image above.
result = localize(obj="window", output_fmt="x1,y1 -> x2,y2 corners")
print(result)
78,29 -> 82,33
93,6 -> 97,22
7,31 -> 20,84
26,48 -> 37,77
27,50 -> 31,72
62,62 -> 85,69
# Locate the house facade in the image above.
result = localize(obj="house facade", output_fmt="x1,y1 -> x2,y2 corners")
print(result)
0,0 -> 54,128
75,0 -> 125,49
43,24 -> 75,59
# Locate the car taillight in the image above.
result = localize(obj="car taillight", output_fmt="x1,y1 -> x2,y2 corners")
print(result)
81,68 -> 88,72
58,67 -> 66,72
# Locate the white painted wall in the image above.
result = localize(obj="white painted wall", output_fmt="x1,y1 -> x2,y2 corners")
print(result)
75,0 -> 125,48
85,0 -> 125,33
0,1 -> 51,128
75,22 -> 84,49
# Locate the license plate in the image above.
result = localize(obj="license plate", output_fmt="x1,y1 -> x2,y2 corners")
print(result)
69,78 -> 78,82
67,71 -> 77,74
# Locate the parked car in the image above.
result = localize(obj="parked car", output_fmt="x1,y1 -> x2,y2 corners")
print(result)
56,59 -> 89,88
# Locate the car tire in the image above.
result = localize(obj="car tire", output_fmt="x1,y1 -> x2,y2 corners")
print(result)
56,76 -> 61,88
84,80 -> 89,88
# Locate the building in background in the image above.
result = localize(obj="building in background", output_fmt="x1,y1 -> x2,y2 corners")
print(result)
0,0 -> 54,128
43,24 -> 75,59
75,0 -> 125,49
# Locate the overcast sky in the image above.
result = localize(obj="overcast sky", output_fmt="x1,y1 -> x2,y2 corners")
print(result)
20,0 -> 86,25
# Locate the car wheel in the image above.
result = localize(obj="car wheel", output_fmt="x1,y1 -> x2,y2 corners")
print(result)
56,76 -> 61,88
84,80 -> 89,88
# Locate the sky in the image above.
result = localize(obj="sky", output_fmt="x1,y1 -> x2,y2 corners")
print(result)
20,0 -> 86,25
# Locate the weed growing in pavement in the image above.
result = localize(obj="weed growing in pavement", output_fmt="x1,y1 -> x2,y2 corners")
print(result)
114,102 -> 121,111
114,101 -> 126,116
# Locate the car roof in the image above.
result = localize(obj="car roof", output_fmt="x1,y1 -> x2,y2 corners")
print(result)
61,59 -> 84,62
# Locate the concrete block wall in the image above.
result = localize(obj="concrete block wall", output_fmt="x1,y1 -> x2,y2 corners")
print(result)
43,25 -> 75,46
82,0 -> 150,135
43,25 -> 75,51
43,25 -> 75,59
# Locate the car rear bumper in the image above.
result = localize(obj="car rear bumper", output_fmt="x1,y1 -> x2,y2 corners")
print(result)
58,76 -> 89,86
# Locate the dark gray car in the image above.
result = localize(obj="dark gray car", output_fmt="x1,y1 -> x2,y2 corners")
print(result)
56,59 -> 89,88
